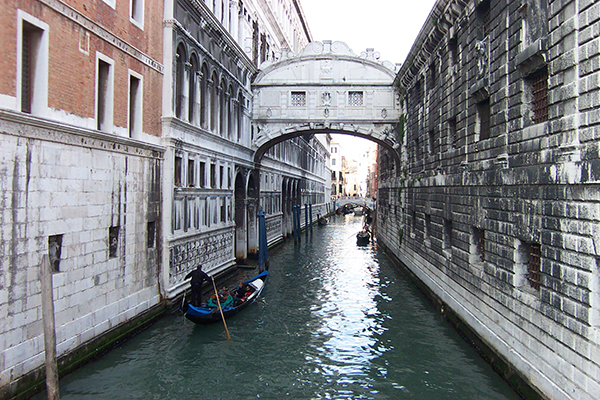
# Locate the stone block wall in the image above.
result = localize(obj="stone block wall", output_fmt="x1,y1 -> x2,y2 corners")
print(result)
0,112 -> 164,397
378,0 -> 600,399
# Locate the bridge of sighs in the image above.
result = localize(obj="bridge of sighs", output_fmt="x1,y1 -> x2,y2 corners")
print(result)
251,40 -> 402,165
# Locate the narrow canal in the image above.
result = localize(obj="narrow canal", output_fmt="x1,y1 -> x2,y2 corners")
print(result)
35,215 -> 522,399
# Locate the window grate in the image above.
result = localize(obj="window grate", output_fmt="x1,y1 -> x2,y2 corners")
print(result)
530,68 -> 548,123
527,244 -> 542,290
348,91 -> 363,106
478,99 -> 490,140
291,91 -> 306,107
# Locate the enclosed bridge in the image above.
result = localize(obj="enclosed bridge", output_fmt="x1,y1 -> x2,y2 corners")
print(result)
251,40 -> 402,166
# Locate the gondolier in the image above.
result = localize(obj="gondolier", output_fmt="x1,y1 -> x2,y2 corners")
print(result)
185,265 -> 210,307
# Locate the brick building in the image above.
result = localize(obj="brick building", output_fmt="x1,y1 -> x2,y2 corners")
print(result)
0,1 -> 164,397
377,0 -> 600,398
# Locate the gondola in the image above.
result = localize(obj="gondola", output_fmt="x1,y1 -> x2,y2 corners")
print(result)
318,216 -> 329,226
356,230 -> 370,246
182,270 -> 268,324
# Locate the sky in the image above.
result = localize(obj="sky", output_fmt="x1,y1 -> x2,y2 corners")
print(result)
299,0 -> 438,159
300,0 -> 439,65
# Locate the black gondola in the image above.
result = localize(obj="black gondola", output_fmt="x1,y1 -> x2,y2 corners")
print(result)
182,270 -> 268,324
356,230 -> 370,246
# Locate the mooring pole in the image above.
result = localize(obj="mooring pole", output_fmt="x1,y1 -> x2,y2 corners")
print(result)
41,255 -> 59,400
304,203 -> 308,234
309,203 -> 313,231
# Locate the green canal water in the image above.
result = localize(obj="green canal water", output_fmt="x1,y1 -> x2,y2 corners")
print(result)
34,215 -> 522,399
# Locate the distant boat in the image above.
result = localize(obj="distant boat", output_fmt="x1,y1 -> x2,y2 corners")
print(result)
318,216 -> 329,226
356,230 -> 370,246
182,270 -> 268,324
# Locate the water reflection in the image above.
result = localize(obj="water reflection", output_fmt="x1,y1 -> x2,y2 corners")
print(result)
33,214 -> 521,400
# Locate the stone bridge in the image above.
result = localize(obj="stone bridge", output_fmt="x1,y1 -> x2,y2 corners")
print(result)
251,41 -> 401,165
333,196 -> 374,210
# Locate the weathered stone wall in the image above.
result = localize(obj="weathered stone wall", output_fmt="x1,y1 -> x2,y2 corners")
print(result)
378,1 -> 600,399
0,112 -> 164,397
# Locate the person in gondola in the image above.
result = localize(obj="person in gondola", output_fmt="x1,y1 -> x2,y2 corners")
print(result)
185,265 -> 210,307
233,281 -> 248,305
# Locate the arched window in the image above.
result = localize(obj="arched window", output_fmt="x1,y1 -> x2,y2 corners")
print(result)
237,91 -> 244,141
175,44 -> 186,119
210,71 -> 218,131
220,78 -> 227,136
200,64 -> 209,129
228,84 -> 234,139
188,54 -> 198,124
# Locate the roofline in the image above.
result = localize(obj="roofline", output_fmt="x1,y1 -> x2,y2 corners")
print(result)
292,0 -> 313,43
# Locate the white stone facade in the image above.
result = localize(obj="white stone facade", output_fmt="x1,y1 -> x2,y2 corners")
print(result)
0,112 -> 163,395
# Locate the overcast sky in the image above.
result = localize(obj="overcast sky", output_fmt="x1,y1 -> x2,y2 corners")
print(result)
300,0 -> 438,65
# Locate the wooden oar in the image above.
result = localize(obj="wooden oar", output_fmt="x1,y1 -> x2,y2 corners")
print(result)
211,276 -> 231,340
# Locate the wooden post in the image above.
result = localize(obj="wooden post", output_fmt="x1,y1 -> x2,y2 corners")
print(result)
40,255 -> 59,400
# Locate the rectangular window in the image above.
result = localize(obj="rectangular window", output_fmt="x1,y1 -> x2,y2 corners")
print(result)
448,38 -> 458,70
448,117 -> 457,148
96,55 -> 114,131
210,163 -> 216,188
527,243 -> 542,291
348,91 -> 364,106
199,162 -> 206,187
477,99 -> 490,140
220,166 -> 224,189
291,91 -> 306,107
527,67 -> 548,124
130,0 -> 144,28
19,13 -> 48,115
174,154 -> 182,186
109,226 -> 119,258
429,61 -> 436,87
331,159 -> 336,166
128,72 -> 142,138
428,129 -> 435,154
476,0 -> 491,38
48,234 -> 63,272
472,226 -> 485,263
187,158 -> 195,187
443,219 -> 453,251
220,199 -> 226,222
147,221 -> 155,248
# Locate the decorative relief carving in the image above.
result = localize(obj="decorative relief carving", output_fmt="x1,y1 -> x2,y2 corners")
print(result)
475,39 -> 488,78
320,60 -> 333,75
321,92 -> 332,106
169,230 -> 234,285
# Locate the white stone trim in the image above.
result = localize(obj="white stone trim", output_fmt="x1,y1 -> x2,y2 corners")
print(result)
17,9 -> 50,117
95,52 -> 115,134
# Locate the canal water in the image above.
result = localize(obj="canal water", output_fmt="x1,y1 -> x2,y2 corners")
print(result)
34,215 -> 522,399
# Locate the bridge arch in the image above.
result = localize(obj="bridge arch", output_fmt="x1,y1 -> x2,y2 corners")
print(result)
251,41 -> 402,167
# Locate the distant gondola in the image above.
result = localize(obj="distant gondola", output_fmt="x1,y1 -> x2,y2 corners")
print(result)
356,230 -> 370,246
182,270 -> 268,324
